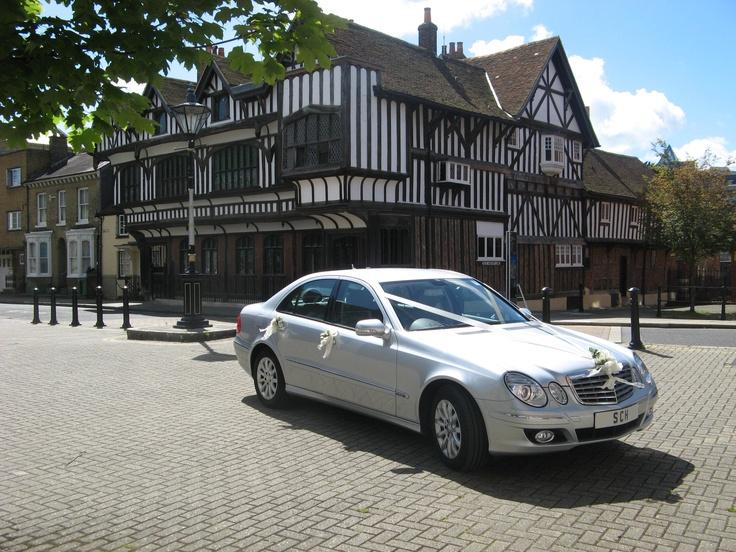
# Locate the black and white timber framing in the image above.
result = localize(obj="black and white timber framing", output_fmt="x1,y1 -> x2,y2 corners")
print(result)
95,16 -> 655,302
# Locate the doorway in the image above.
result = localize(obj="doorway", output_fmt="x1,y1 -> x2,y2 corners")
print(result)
619,255 -> 628,297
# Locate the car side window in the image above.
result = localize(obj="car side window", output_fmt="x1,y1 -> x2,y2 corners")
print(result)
277,279 -> 337,321
331,281 -> 383,329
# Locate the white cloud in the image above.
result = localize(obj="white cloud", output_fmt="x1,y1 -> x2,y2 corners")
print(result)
469,23 -> 552,56
115,79 -> 146,94
568,55 -> 685,155
469,35 -> 525,56
675,137 -> 736,168
530,24 -> 552,40
317,0 -> 533,38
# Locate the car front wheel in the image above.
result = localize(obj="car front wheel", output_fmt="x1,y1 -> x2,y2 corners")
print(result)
431,385 -> 488,471
252,349 -> 289,408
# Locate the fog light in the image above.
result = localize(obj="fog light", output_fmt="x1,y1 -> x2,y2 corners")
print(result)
535,430 -> 555,443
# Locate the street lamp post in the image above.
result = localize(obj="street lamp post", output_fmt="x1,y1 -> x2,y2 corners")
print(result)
171,87 -> 211,329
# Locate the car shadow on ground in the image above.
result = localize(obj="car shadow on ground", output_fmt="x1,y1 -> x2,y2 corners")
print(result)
241,394 -> 693,508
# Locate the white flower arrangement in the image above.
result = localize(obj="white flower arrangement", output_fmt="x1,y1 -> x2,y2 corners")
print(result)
260,316 -> 285,340
587,347 -> 643,390
318,329 -> 338,359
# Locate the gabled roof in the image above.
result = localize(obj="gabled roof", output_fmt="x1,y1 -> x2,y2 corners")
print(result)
466,37 -> 559,117
466,37 -> 598,146
329,23 -> 509,119
195,55 -> 253,99
584,149 -> 652,199
145,77 -> 196,107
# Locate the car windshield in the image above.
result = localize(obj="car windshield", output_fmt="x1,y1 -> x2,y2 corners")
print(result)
381,278 -> 528,331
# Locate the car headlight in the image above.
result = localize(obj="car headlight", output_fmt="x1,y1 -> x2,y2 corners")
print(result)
632,353 -> 652,385
504,372 -> 548,407
548,382 -> 568,405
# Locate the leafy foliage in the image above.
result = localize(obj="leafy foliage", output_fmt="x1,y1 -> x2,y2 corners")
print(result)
646,159 -> 736,273
0,0 -> 342,150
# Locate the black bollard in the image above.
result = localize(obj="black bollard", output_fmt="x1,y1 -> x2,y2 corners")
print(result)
49,287 -> 58,325
95,285 -> 105,328
578,283 -> 584,313
121,285 -> 132,329
628,287 -> 644,350
541,287 -> 552,323
656,286 -> 662,318
31,287 -> 41,324
721,285 -> 727,321
70,286 -> 81,327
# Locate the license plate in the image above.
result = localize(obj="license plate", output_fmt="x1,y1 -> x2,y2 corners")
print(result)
594,404 -> 639,429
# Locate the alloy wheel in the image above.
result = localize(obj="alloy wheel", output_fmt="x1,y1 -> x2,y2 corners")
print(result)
434,399 -> 462,459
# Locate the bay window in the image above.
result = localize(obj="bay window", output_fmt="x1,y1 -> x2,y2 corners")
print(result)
283,111 -> 342,171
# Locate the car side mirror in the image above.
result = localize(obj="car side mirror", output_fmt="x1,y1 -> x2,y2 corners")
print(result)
355,319 -> 390,339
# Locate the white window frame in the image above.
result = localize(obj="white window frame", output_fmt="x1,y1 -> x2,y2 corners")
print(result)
37,192 -> 48,227
599,202 -> 611,224
476,221 -> 505,261
543,135 -> 565,163
66,227 -> 95,278
77,187 -> 89,224
7,167 -> 21,187
25,231 -> 53,277
117,214 -> 128,236
437,160 -> 471,185
7,211 -> 21,231
555,244 -> 584,268
506,127 -> 521,149
629,205 -> 641,227
57,190 -> 66,225
572,141 -> 582,162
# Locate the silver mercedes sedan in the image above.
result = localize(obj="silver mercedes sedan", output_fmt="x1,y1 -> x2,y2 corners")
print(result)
233,268 -> 658,471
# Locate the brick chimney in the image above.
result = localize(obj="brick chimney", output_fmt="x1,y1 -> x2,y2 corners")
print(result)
418,7 -> 437,55
49,133 -> 69,165
446,41 -> 466,60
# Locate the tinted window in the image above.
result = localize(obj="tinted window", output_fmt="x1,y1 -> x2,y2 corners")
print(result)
331,281 -> 383,328
277,279 -> 337,321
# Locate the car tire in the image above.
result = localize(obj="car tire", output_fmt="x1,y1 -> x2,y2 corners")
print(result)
430,385 -> 488,471
252,349 -> 289,408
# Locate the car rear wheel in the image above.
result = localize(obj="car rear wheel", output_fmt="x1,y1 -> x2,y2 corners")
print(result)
253,349 -> 289,408
431,385 -> 488,471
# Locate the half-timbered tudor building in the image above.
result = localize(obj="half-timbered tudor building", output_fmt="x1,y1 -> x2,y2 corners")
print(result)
95,9 -> 658,306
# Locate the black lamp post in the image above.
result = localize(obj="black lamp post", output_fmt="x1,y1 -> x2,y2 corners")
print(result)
171,87 -> 211,329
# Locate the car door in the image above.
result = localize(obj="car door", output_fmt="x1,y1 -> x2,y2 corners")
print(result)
320,279 -> 397,416
274,278 -> 338,394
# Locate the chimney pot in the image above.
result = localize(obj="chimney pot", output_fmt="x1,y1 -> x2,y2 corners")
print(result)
449,42 -> 456,55
218,47 -> 224,57
457,42 -> 464,56
417,7 -> 438,56
441,44 -> 447,56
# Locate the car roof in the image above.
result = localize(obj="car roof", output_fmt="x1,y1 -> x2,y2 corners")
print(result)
302,268 -> 469,286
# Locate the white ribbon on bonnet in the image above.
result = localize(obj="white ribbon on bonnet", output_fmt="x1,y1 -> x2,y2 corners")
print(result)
587,348 -> 644,390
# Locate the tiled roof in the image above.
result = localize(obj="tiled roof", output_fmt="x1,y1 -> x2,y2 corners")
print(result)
329,23 -> 509,119
584,150 -> 652,199
465,37 -> 559,116
156,77 -> 196,105
30,153 -> 105,181
212,56 -> 251,87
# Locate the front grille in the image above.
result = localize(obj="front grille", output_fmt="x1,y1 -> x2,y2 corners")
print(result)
568,364 -> 634,405
576,415 -> 643,442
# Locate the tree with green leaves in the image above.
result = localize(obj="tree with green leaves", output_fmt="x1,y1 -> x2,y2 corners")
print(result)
646,156 -> 736,310
1,0 -> 342,150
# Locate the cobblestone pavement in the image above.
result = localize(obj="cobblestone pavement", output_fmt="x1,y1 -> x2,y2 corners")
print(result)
1,316 -> 735,551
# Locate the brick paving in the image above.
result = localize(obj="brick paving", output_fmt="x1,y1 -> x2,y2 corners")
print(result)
1,315 -> 735,551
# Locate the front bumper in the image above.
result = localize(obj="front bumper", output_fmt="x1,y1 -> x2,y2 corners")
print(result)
478,384 -> 658,454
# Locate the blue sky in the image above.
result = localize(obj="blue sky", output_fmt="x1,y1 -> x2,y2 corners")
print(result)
314,0 -> 735,166
40,0 -> 735,166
